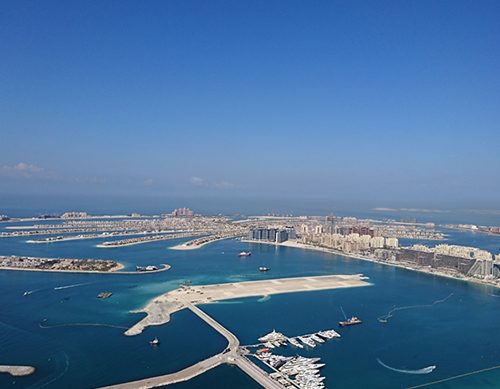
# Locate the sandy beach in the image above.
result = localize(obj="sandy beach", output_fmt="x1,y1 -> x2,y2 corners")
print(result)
96,232 -> 207,248
169,235 -> 238,250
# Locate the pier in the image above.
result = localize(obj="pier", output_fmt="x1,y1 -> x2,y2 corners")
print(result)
97,297 -> 285,389
98,274 -> 370,388
96,354 -> 225,388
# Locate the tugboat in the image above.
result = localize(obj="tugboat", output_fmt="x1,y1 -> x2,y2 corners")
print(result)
339,316 -> 362,326
238,251 -> 251,257
149,337 -> 160,346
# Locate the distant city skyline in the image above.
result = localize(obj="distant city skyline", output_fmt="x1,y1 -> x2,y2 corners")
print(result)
1,1 -> 499,206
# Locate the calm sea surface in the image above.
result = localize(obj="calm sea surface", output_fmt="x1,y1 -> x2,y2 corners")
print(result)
1,198 -> 500,388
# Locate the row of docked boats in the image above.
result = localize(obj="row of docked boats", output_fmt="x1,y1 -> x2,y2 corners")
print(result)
257,353 -> 327,389
258,329 -> 340,349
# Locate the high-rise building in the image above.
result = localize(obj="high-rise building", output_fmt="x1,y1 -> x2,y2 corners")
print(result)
171,208 -> 194,216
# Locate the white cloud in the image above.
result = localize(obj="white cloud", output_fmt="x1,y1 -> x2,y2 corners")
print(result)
212,181 -> 236,189
190,176 -> 204,186
0,162 -> 56,179
190,176 -> 240,190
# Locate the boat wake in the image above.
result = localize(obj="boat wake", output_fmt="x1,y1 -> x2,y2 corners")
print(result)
23,289 -> 38,296
26,349 -> 69,389
376,358 -> 436,374
378,293 -> 454,323
54,283 -> 89,290
489,294 -> 500,298
258,295 -> 270,302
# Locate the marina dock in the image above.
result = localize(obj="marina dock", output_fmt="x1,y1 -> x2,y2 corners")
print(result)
96,274 -> 369,388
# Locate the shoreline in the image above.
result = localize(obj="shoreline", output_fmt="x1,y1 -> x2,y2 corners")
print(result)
124,274 -> 370,337
241,239 -> 500,290
0,263 -> 171,275
169,242 -> 212,250
95,232 -> 207,248
169,235 -> 239,250
0,365 -> 35,377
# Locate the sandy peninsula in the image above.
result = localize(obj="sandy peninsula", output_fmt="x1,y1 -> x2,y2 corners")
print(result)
124,274 -> 370,336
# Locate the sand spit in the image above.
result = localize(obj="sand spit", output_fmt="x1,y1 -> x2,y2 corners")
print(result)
125,274 -> 370,336
0,365 -> 35,376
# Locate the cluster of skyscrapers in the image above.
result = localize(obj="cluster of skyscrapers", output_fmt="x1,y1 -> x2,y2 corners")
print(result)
401,244 -> 500,277
170,207 -> 194,217
248,227 -> 296,243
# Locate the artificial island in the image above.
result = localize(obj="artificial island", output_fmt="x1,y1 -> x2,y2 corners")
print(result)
2,208 -> 500,388
3,208 -> 499,287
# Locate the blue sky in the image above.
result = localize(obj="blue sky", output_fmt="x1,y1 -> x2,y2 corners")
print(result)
1,1 -> 499,207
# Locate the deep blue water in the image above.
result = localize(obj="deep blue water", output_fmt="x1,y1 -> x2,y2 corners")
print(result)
1,201 -> 500,388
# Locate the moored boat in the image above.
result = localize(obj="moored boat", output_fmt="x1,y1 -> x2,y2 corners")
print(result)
238,251 -> 251,257
298,336 -> 316,347
288,337 -> 304,348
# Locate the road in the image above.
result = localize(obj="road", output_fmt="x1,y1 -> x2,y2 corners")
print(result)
96,297 -> 285,389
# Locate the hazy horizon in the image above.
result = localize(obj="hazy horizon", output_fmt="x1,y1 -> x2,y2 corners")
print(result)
3,193 -> 500,228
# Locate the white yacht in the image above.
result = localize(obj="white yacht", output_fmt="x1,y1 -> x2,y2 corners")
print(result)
310,334 -> 325,343
288,337 -> 304,348
258,329 -> 287,343
298,336 -> 316,348
317,329 -> 340,339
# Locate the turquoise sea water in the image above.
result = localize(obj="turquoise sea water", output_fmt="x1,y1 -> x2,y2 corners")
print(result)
1,202 -> 500,388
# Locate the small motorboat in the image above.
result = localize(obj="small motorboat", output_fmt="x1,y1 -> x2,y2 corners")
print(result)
149,337 -> 160,345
